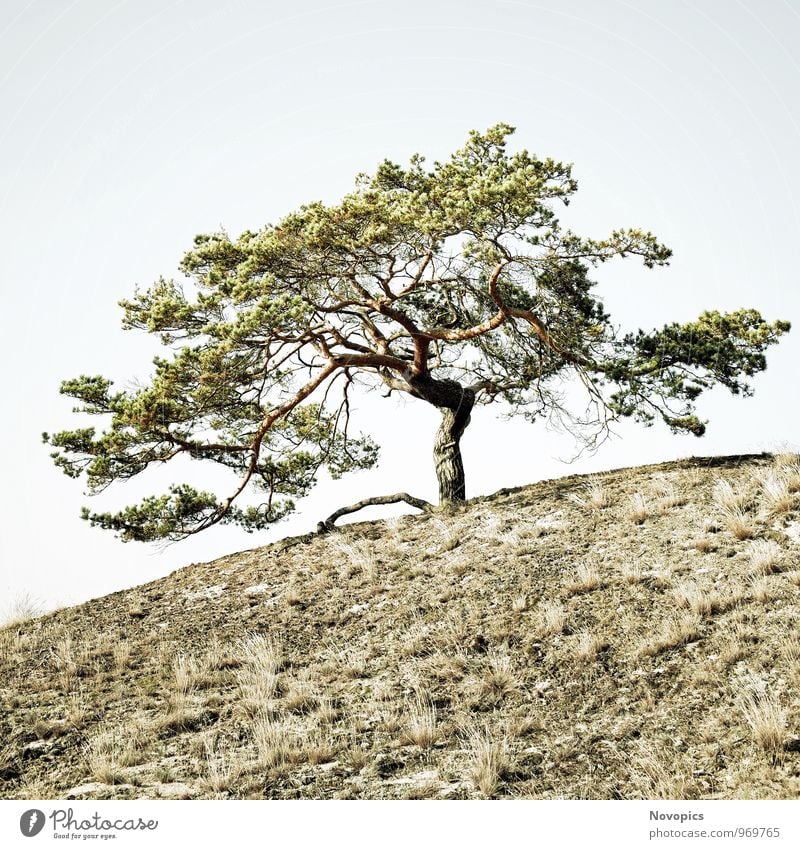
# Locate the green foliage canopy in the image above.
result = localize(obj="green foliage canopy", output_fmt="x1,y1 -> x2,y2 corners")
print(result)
44,125 -> 789,541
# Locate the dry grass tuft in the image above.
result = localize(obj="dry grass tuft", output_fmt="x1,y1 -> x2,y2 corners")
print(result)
282,679 -> 319,714
312,696 -> 339,725
201,635 -> 239,672
65,689 -> 91,730
236,634 -> 283,717
335,539 -> 378,581
689,537 -> 717,554
655,479 -> 688,509
748,576 -> 773,604
713,479 -> 749,512
239,633 -> 283,672
200,738 -> 241,794
464,726 -> 508,797
483,652 -> 520,701
628,492 -> 651,524
431,519 -> 462,553
303,729 -> 336,765
284,584 -> 304,607
772,451 -> 800,470
719,507 -> 757,541
113,641 -> 132,672
0,593 -> 44,630
759,473 -> 795,515
737,684 -> 787,762
573,631 -> 606,663
782,464 -> 800,494
153,706 -> 211,737
423,650 -> 468,685
766,456 -> 800,505
404,696 -> 439,748
747,540 -> 782,575
673,582 -> 741,617
343,746 -> 370,772
464,652 -> 520,709
568,481 -> 611,510
627,742 -> 700,799
496,519 -> 542,550
511,594 -> 528,614
327,643 -> 368,679
51,635 -> 82,692
639,613 -> 702,656
781,636 -> 800,665
85,752 -> 125,786
448,554 -> 472,577
564,563 -> 601,595
172,653 -> 198,701
251,713 -> 295,767
619,562 -> 645,584
536,601 -> 569,637
85,726 -> 146,784
401,620 -> 435,657
648,564 -> 674,589
684,466 -> 706,488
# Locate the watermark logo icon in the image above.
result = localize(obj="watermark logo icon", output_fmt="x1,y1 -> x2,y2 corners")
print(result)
19,810 -> 45,837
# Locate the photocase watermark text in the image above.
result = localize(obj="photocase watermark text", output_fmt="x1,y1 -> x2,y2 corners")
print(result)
50,810 -> 158,833
19,808 -> 159,838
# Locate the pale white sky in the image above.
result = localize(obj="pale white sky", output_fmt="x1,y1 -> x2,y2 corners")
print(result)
1,0 -> 798,613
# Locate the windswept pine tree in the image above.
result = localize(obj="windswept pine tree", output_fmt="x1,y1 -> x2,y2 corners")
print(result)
44,125 -> 789,540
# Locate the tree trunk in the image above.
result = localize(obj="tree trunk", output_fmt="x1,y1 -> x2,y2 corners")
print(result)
407,375 -> 475,505
434,405 -> 470,502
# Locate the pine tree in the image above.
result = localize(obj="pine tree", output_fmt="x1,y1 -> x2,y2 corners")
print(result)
44,125 -> 790,540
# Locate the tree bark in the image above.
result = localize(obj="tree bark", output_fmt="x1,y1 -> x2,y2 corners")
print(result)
407,375 -> 475,505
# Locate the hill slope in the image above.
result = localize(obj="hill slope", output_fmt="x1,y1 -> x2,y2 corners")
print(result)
3,453 -> 800,800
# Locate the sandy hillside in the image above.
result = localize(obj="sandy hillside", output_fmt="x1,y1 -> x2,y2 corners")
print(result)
2,453 -> 800,800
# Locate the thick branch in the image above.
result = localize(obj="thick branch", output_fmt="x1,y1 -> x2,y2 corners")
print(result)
372,300 -> 431,373
332,351 -> 411,371
425,262 -> 509,342
396,249 -> 434,296
317,492 -> 434,532
195,360 -> 341,533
